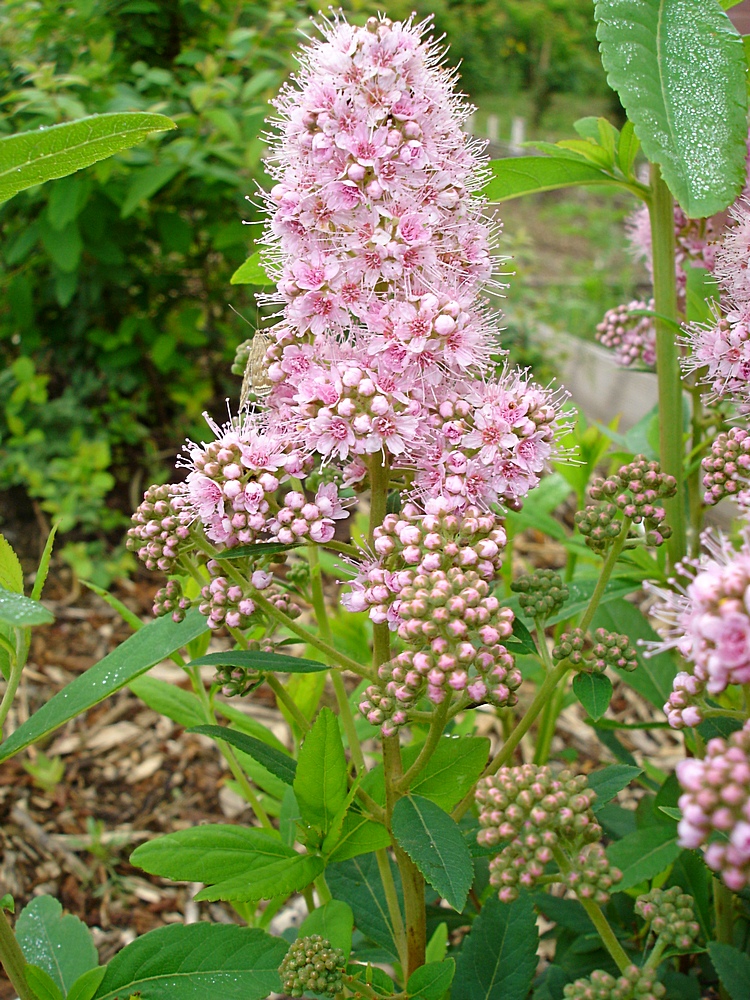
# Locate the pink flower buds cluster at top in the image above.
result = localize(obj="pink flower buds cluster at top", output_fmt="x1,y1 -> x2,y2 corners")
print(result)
676,720 -> 750,891
563,966 -> 665,1000
650,525 -> 750,728
350,500 -> 520,733
595,299 -> 656,369
475,765 -> 621,904
702,426 -> 750,507
681,199 -> 750,414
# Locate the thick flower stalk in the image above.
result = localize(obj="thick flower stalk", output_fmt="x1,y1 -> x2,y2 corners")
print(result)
676,721 -> 750,891
650,524 -> 750,728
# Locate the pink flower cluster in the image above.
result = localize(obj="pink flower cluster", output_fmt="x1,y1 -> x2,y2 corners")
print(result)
702,426 -> 750,507
126,483 -> 191,572
677,721 -> 750,891
595,299 -> 656,369
649,525 -> 750,728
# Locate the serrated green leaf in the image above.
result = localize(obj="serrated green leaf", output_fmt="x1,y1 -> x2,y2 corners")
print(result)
25,965 -> 64,1000
326,811 -> 392,863
572,672 -> 612,722
188,724 -> 297,784
0,112 -> 175,204
66,966 -> 107,1000
195,853 -> 324,903
452,894 -> 538,1000
588,765 -> 643,811
0,609 -> 208,763
556,138 -> 613,168
0,534 -> 23,594
327,854 -> 403,958
91,924 -> 287,1000
188,649 -> 328,673
607,824 -> 680,889
595,0 -> 748,215
484,156 -> 624,203
708,942 -> 750,1000
294,707 -> 348,835
392,795 -> 473,912
617,120 -> 640,177
16,896 -> 98,994
407,958 -> 455,1000
30,523 -> 58,602
0,587 -> 54,627
230,250 -> 274,286
298,900 -> 354,959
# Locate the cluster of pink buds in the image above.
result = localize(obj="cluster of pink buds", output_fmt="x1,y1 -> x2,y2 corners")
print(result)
702,426 -> 750,507
563,966 -> 665,1000
552,628 -> 637,673
634,886 -> 700,951
587,456 -> 676,547
676,721 -> 750,891
359,567 -> 519,734
267,484 -> 348,545
649,524 -> 750,724
199,570 -> 259,631
153,579 -> 191,623
595,299 -> 656,369
475,765 -> 619,903
126,483 -> 191,572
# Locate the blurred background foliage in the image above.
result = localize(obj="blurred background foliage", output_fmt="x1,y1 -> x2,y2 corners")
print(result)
0,0 -> 635,583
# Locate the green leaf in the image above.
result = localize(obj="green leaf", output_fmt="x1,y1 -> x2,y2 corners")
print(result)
606,824 -> 680,890
484,156 -> 623,203
588,765 -> 643,812
572,672 -> 612,722
130,823 -> 322,903
685,265 -> 721,324
188,724 -> 297,784
188,649 -> 328,673
0,587 -> 54,627
0,894 -> 14,912
217,541 -> 298,559
298,900 -> 354,959
452,894 -> 538,1000
327,854 -> 403,958
25,965 -> 64,1000
594,0 -> 748,216
294,707 -> 349,835
91,923 -> 287,1000
326,811 -> 392,863
30,523 -> 58,602
0,113 -> 175,204
0,534 -> 23,594
592,599 -> 677,707
670,851 -> 711,943
392,795 -> 473,911
120,162 -> 181,217
708,942 -> 750,1000
47,176 -> 90,231
506,618 -> 538,656
66,966 -> 107,1000
129,675 -> 204,729
659,806 -> 682,822
0,609 -> 208,763
617,120 -> 640,177
230,250 -> 274,286
407,959 -> 455,999
16,896 -> 98,994
425,922 -> 448,964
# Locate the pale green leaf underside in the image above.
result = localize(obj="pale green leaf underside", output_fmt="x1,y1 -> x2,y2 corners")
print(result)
595,0 -> 747,216
0,112 -> 176,204
484,156 -> 622,202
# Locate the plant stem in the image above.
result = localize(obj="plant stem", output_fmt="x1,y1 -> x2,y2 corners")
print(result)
0,909 -> 36,1000
396,698 -> 450,792
375,847 -> 408,972
552,847 -> 630,974
533,680 -> 567,765
265,673 -> 311,733
579,516 -> 631,633
648,163 -> 686,569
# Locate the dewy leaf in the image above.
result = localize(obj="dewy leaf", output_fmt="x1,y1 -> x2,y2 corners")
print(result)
484,155 -> 623,202
594,0 -> 748,216
0,112 -> 176,204
189,649 -> 328,673
391,795 -> 473,912
16,896 -> 98,994
452,894 -> 539,1000
707,942 -> 750,1000
407,959 -> 456,1000
230,250 -> 275,286
587,764 -> 643,812
188,724 -> 297,784
294,706 -> 349,834
606,824 -> 680,890
298,900 -> 354,959
572,672 -> 613,722
0,609 -> 208,763
91,924 -> 287,1000
0,587 -> 54,627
